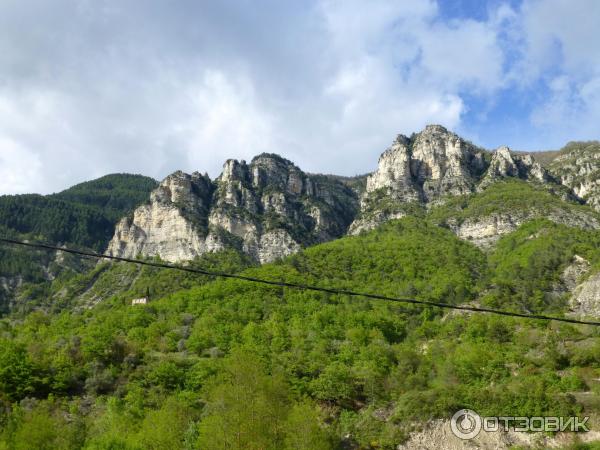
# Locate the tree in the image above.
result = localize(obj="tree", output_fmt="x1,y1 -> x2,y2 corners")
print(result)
197,350 -> 290,450
0,341 -> 35,402
283,401 -> 332,450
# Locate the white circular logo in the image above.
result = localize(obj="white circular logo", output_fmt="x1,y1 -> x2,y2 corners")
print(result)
450,409 -> 482,440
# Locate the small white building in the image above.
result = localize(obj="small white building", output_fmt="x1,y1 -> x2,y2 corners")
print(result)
131,297 -> 148,305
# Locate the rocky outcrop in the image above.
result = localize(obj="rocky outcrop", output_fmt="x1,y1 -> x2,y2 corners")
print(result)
106,171 -> 222,262
570,270 -> 600,318
447,209 -> 600,248
107,154 -> 358,263
560,255 -> 591,292
479,145 -> 551,188
363,125 -> 487,203
349,125 -> 487,233
548,141 -> 600,211
349,126 -> 570,236
348,210 -> 407,235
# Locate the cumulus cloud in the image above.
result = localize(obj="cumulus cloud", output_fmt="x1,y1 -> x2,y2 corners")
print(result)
513,0 -> 600,145
2,0 -> 596,194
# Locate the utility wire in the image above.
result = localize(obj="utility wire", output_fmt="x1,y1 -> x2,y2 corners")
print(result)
2,236 -> 600,326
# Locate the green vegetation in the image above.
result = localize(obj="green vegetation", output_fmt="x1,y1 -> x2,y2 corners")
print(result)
0,174 -> 157,251
2,216 -> 600,448
353,187 -> 425,224
0,194 -> 113,251
484,220 -> 600,312
52,174 -> 159,223
0,174 -> 157,311
430,179 -> 596,225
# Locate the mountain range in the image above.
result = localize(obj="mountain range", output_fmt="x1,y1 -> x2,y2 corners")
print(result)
2,125 -> 600,317
3,125 -> 600,448
104,124 -> 600,263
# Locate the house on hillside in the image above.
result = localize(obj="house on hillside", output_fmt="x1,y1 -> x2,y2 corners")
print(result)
131,297 -> 148,305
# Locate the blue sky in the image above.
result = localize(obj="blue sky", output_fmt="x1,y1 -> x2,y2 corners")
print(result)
0,0 -> 599,194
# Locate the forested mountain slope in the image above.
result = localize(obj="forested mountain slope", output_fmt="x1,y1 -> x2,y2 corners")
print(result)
0,174 -> 157,313
3,127 -> 600,448
2,216 -> 600,448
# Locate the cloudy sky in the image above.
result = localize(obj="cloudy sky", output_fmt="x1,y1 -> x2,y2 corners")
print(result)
0,0 -> 599,194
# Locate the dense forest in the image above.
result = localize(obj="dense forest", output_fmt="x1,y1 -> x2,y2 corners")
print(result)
1,215 -> 600,449
0,174 -> 158,251
0,174 -> 158,310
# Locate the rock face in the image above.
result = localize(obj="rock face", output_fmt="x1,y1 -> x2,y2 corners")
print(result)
570,270 -> 600,318
107,171 -> 219,262
106,126 -> 600,262
350,125 -> 487,233
548,141 -> 600,211
107,154 -> 359,263
364,125 -> 487,203
349,125 -> 563,236
479,145 -> 551,188
446,208 -> 600,248
560,255 -> 591,292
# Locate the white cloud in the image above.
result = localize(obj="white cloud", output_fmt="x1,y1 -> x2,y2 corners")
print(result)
521,0 -> 600,75
516,0 -> 600,144
172,70 -> 277,171
0,137 -> 43,194
0,0 -> 513,194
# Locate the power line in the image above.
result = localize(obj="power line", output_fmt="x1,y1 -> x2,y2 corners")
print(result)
2,236 -> 600,326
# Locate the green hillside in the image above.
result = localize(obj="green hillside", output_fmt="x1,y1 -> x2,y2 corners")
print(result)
1,217 -> 600,449
0,174 -> 158,314
52,174 -> 159,223
0,174 -> 157,251
429,179 -> 591,225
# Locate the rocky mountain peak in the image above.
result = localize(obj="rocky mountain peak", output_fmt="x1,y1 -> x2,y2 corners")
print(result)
107,153 -> 358,264
480,145 -> 551,188
364,124 -> 487,204
548,141 -> 600,211
151,170 -> 213,210
249,153 -> 310,196
219,159 -> 249,184
421,123 -> 450,134
105,127 -> 600,263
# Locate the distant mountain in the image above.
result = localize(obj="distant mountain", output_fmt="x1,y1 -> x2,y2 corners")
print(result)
0,173 -> 157,251
52,173 -> 159,223
107,158 -> 360,263
0,174 -> 157,312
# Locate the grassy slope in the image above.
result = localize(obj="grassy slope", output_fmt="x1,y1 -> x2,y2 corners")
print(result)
429,179 -> 597,225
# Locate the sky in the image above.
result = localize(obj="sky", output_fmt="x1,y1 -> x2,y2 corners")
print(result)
0,0 -> 599,194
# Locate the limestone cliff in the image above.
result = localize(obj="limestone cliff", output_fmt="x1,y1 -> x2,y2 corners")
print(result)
348,125 -> 565,236
364,125 -> 487,203
106,125 -> 600,261
548,141 -> 600,211
107,154 -> 358,263
479,145 -> 551,188
106,171 -> 221,262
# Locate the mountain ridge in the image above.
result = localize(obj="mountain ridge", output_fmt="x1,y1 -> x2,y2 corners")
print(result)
106,125 -> 600,263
